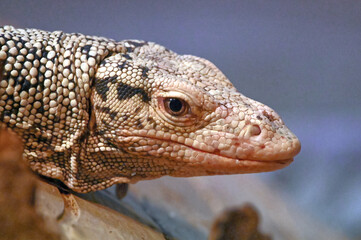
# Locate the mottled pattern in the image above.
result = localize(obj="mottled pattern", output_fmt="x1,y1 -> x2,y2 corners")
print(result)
0,26 -> 300,193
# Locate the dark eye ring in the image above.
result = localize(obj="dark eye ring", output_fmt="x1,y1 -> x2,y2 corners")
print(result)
164,98 -> 189,116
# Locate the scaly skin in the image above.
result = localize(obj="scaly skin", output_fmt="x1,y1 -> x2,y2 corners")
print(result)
0,26 -> 300,193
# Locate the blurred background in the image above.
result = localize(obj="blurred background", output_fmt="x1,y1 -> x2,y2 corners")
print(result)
0,0 -> 360,238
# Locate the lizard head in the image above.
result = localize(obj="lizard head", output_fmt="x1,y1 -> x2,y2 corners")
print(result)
89,40 -> 301,182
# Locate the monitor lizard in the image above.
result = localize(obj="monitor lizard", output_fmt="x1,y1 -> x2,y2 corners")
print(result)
0,26 -> 301,193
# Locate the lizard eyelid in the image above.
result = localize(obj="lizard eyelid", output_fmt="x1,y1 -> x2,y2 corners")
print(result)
155,95 -> 198,127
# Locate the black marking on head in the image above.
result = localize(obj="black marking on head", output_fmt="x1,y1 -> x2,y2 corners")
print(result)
94,76 -> 117,101
41,145 -> 51,152
124,40 -> 147,53
125,40 -> 147,48
15,36 -> 27,47
81,45 -> 92,54
141,66 -> 149,78
42,50 -> 48,58
37,134 -> 50,144
109,111 -> 117,120
135,119 -> 143,129
28,47 -> 38,57
262,110 -> 276,122
99,106 -> 111,113
98,106 -> 117,120
102,119 -> 111,128
13,75 -> 22,86
118,62 -> 127,69
104,137 -> 119,150
117,82 -> 150,102
56,32 -> 65,45
54,115 -> 60,123
135,107 -> 141,113
97,129 -> 106,135
21,80 -> 31,92
122,114 -> 129,121
123,54 -> 132,60
38,105 -> 45,113
6,94 -> 14,101
1,110 -> 9,121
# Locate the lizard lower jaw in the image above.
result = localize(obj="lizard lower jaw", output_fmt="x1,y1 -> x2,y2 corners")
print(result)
198,158 -> 294,175
168,156 -> 294,177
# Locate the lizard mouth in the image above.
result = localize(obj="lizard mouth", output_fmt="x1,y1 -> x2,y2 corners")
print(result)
122,135 -> 293,174
174,142 -> 294,174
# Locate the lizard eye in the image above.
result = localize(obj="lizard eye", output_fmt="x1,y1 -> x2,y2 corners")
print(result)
164,98 -> 189,116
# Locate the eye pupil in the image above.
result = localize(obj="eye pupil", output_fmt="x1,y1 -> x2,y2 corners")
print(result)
169,98 -> 183,112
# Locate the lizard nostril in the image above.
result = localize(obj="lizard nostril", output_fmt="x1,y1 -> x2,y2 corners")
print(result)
243,124 -> 262,138
250,125 -> 261,136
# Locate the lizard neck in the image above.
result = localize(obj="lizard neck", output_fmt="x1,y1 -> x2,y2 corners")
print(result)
0,26 -> 127,190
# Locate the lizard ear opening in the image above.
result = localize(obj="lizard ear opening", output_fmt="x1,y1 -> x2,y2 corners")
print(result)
88,97 -> 97,132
